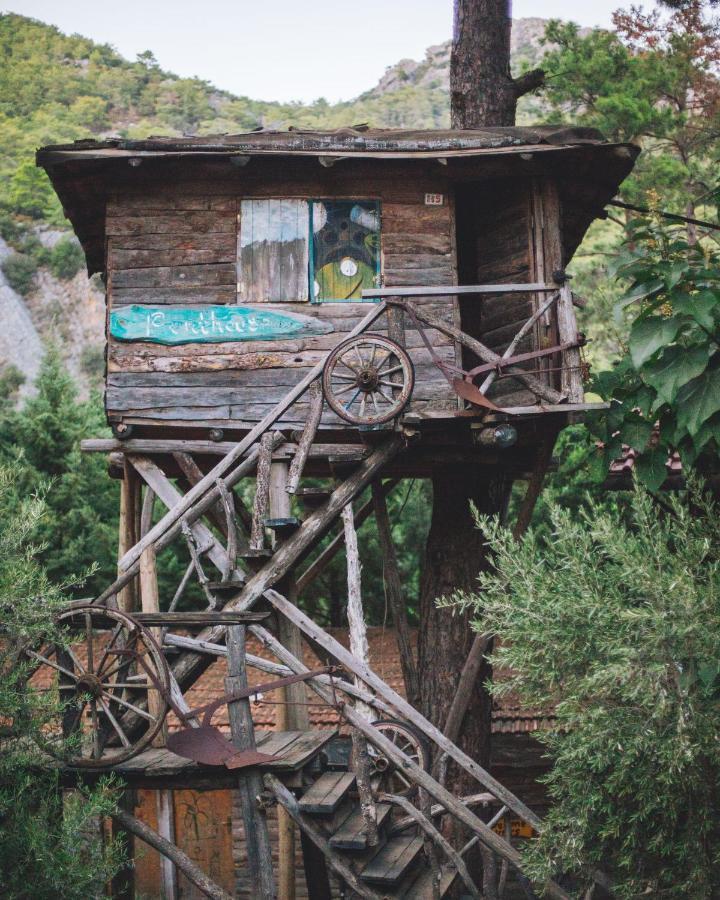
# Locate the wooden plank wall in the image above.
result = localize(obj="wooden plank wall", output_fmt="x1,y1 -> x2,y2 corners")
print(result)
459,176 -> 558,406
105,168 -> 459,431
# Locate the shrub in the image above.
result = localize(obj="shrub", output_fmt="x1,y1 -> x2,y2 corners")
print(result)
2,252 -> 37,295
49,235 -> 85,279
446,486 -> 720,897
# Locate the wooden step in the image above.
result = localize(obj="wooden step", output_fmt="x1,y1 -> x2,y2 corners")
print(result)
396,863 -> 457,898
261,516 -> 301,538
330,803 -> 392,851
360,835 -> 424,886
298,772 -> 356,815
236,548 -> 273,559
295,487 -> 331,509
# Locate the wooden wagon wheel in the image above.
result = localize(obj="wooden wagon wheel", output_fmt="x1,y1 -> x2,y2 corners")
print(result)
351,718 -> 430,798
322,335 -> 414,426
26,603 -> 170,768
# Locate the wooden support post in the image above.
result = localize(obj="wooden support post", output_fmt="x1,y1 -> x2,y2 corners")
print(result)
226,624 -> 275,900
251,433 -> 274,551
109,789 -> 136,900
156,789 -> 178,900
110,808 -> 233,900
139,545 -> 167,748
371,481 -> 419,707
117,460 -> 140,613
556,283 -> 585,403
287,381 -> 323,495
269,460 -> 311,900
342,502 -> 378,847
296,479 -> 399,594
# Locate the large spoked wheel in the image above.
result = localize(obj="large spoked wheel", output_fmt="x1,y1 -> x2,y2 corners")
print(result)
352,718 -> 431,798
322,335 -> 414,426
26,604 -> 170,768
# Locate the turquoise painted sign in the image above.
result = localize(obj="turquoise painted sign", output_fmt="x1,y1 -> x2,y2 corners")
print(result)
110,305 -> 334,345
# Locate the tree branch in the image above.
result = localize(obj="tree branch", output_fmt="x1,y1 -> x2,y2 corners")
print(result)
513,68 -> 546,97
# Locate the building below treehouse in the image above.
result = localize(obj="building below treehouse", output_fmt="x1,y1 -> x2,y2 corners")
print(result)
37,127 -> 637,471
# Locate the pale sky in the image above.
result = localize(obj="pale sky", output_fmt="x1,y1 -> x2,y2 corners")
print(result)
4,0 -> 651,103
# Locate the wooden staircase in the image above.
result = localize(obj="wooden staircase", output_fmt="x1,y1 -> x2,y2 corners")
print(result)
88,310 -> 578,899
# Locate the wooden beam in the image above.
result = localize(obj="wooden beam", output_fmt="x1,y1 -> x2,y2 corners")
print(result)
371,481 -> 419,707
296,479 -> 399,595
117,461 -> 140,613
155,790 -> 178,899
117,301 -> 387,573
226,625 -> 275,900
139,545 -> 166,748
250,434 -> 273,551
169,436 -> 405,693
286,381 -> 323,494
110,808 -> 233,900
81,438 -> 369,461
342,502 -> 378,847
362,282 -> 557,298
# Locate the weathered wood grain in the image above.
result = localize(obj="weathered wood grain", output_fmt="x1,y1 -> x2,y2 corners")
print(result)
112,264 -> 236,289
106,212 -> 236,235
110,286 -> 237,306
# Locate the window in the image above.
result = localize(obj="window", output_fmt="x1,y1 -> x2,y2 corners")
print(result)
238,199 -> 380,303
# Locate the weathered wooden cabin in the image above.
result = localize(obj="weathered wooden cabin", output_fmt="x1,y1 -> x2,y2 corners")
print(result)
31,127 -> 638,900
38,126 -> 637,468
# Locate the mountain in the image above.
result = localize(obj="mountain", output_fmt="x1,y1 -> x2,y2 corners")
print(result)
0,12 -> 558,394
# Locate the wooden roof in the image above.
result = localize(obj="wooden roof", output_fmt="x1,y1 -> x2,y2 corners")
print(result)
36,126 -> 639,275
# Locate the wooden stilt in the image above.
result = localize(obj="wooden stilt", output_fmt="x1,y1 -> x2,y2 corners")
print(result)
342,502 -> 378,847
226,624 -> 275,900
110,808 -> 233,900
250,433 -> 274,551
109,789 -> 136,900
270,460 -> 312,900
139,545 -> 167,748
156,789 -> 178,900
286,381 -> 323,494
371,480 -> 419,707
117,460 -> 140,613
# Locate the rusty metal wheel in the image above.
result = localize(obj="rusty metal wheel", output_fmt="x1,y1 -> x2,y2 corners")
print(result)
322,335 -> 414,425
26,603 -> 170,768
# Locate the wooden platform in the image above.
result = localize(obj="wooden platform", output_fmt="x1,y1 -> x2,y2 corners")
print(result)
58,729 -> 337,790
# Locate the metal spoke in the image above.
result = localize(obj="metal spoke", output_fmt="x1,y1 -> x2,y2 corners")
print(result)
102,682 -> 148,690
354,345 -> 366,369
371,392 -> 379,413
378,378 -> 403,389
379,363 -> 403,377
374,352 -> 393,372
101,689 -> 156,722
98,697 -> 131,747
27,650 -> 79,682
330,371 -> 356,381
343,389 -> 361,411
377,387 -> 395,404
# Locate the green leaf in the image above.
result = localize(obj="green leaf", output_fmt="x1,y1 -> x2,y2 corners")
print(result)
634,447 -> 668,491
692,410 -> 720,454
673,290 -> 719,331
615,278 -> 664,312
676,366 -> 720,437
620,413 -> 654,450
642,345 -> 709,406
629,315 -> 682,368
665,259 -> 688,290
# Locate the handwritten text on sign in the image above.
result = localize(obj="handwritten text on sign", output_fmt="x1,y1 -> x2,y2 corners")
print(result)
110,305 -> 334,345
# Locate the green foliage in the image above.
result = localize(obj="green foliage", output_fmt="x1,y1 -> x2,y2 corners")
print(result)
2,251 -> 37,295
588,218 -> 720,489
446,486 -> 720,896
0,348 -> 119,596
49,235 -> 85,279
0,462 -> 122,897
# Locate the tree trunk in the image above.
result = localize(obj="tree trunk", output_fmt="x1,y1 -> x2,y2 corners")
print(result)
417,468 -> 511,776
451,0 -> 545,128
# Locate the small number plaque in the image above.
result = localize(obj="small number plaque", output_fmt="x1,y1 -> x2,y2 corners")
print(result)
424,193 -> 444,206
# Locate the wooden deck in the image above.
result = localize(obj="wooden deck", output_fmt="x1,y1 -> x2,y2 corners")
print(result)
58,729 -> 337,790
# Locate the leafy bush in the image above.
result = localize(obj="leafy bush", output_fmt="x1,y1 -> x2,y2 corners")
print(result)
49,235 -> 85,279
2,251 -> 37,295
590,217 -> 720,489
0,463 -> 123,897
446,486 -> 720,897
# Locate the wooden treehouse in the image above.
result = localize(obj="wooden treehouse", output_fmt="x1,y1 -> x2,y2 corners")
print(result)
31,126 -> 637,899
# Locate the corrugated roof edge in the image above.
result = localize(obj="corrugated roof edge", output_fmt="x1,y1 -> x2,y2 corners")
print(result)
36,125 -> 630,158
